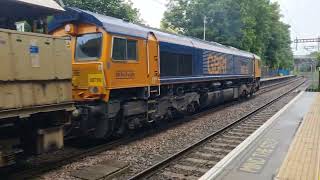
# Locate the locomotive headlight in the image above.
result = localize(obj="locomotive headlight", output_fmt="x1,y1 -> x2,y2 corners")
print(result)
65,24 -> 71,32
89,86 -> 99,94
64,24 -> 77,35
72,109 -> 81,118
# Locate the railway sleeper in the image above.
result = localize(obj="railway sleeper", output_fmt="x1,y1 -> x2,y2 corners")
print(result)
184,157 -> 218,165
167,166 -> 206,177
199,150 -> 227,159
161,171 -> 199,180
216,137 -> 243,144
238,124 -> 261,129
229,129 -> 253,136
242,122 -> 264,126
202,146 -> 231,154
174,164 -> 209,173
209,142 -> 238,149
223,132 -> 248,141
178,159 -> 214,168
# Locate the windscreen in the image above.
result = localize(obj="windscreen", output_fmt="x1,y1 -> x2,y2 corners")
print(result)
75,33 -> 102,61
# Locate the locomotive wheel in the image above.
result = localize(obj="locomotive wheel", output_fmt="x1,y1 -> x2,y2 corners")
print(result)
113,116 -> 128,138
193,101 -> 200,112
186,101 -> 199,116
240,90 -> 248,100
249,88 -> 254,97
187,104 -> 195,114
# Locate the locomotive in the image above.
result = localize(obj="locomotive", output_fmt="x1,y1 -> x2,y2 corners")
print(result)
49,7 -> 262,139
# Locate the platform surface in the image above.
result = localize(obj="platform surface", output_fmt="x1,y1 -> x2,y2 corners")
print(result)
261,75 -> 295,82
200,92 -> 317,180
276,93 -> 320,180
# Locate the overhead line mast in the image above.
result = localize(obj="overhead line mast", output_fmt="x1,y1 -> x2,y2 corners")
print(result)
294,37 -> 320,51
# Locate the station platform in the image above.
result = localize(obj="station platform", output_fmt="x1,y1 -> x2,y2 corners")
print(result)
261,75 -> 295,82
199,91 -> 320,180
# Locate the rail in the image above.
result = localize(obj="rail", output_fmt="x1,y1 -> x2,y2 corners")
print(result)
128,79 -> 306,180
4,76 -> 302,179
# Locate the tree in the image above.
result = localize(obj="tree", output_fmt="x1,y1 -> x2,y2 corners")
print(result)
162,0 -> 242,47
310,52 -> 320,67
161,0 -> 294,69
62,0 -> 142,23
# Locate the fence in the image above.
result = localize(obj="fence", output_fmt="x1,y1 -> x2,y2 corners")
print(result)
261,66 -> 290,78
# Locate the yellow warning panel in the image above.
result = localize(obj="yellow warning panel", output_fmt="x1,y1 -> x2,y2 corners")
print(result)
276,93 -> 320,180
88,74 -> 104,87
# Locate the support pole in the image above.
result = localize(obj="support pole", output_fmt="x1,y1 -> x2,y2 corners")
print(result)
318,67 -> 320,90
203,16 -> 206,41
55,0 -> 65,7
318,36 -> 320,51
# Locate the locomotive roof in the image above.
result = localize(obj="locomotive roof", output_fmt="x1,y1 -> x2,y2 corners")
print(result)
49,7 -> 260,59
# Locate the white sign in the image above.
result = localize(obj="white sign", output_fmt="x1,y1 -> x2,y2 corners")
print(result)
16,22 -> 24,32
30,40 -> 40,68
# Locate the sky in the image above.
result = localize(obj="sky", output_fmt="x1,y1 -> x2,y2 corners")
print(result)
131,0 -> 320,55
131,0 -> 168,27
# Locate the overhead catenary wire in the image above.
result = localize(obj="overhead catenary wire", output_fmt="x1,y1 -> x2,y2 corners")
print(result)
148,0 -> 167,10
278,3 -> 307,53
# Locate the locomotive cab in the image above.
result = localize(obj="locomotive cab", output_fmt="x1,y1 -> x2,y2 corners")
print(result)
51,20 -> 161,138
71,25 -> 108,101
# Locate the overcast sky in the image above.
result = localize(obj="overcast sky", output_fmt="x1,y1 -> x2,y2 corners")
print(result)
131,0 -> 320,55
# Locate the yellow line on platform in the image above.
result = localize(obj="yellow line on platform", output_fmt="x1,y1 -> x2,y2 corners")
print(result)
276,93 -> 320,180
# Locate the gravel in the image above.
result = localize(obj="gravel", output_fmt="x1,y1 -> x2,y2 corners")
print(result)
39,79 -> 306,180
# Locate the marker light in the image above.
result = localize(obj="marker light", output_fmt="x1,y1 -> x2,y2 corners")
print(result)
64,24 -> 77,35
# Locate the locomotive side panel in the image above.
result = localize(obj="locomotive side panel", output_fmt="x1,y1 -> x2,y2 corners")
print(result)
203,50 -> 234,75
254,58 -> 262,78
234,55 -> 254,75
159,42 -> 197,77
108,35 -> 149,88
147,33 -> 160,86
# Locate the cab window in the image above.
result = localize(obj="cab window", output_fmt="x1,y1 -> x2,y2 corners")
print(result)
75,33 -> 102,61
112,37 -> 137,61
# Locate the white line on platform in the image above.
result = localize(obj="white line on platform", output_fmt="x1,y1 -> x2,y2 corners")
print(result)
199,91 -> 305,180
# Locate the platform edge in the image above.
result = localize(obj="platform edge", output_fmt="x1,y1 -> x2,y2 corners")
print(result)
199,91 -> 305,180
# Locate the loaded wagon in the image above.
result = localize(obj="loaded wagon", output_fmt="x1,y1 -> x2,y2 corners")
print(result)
0,0 -> 73,167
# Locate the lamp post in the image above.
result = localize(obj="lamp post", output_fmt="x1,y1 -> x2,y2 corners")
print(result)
203,16 -> 206,40
55,0 -> 65,7
318,66 -> 320,90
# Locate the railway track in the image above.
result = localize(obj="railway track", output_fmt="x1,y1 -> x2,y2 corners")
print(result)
257,76 -> 301,95
128,78 -> 306,180
4,77 -> 300,180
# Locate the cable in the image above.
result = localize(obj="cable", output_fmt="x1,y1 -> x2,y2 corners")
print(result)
282,7 -> 300,38
153,0 -> 167,6
278,5 -> 307,53
148,0 -> 167,10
